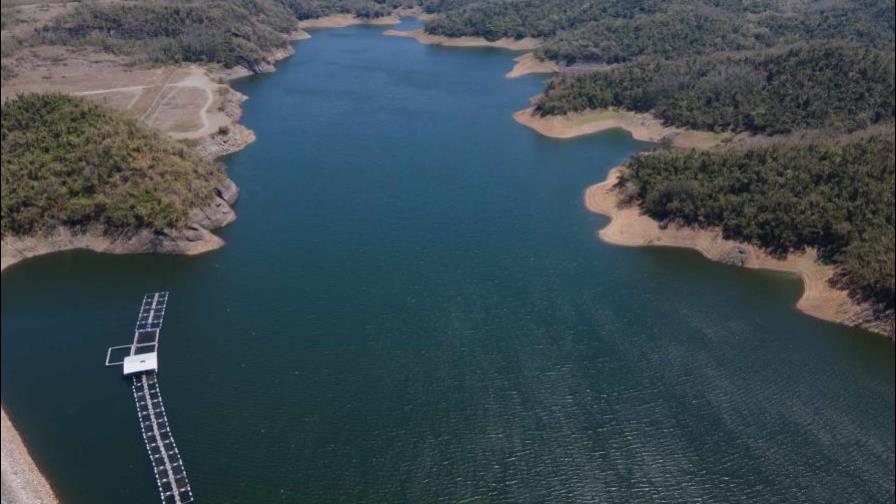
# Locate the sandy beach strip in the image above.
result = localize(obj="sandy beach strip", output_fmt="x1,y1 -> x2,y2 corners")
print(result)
505,53 -> 559,78
384,29 -> 541,50
1,409 -> 59,504
585,167 -> 890,335
513,106 -> 733,148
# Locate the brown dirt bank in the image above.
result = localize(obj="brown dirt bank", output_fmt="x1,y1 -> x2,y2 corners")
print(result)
586,168 -> 893,337
384,29 -> 541,50
505,53 -> 559,78
513,106 -> 735,148
298,14 -> 400,29
1,410 -> 58,504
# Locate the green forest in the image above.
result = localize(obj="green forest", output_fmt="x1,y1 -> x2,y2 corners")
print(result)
1,94 -> 225,236
31,0 -> 416,70
423,0 -> 895,63
617,133 -> 895,311
535,44 -> 895,134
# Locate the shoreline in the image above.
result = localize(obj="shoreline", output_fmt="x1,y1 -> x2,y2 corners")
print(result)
0,16 -> 281,500
0,21 -> 305,272
1,177 -> 239,273
1,410 -> 57,504
586,168 -> 893,337
384,28 -> 541,50
0,176 -> 238,504
298,13 -> 401,29
505,53 -> 559,78
513,106 -> 735,148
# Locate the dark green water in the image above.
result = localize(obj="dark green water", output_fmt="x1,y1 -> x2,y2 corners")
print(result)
2,20 -> 894,503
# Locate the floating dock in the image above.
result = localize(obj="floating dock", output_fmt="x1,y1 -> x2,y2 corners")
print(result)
106,292 -> 195,504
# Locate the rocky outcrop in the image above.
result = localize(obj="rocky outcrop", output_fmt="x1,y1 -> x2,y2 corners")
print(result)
195,87 -> 256,160
0,178 -> 239,271
195,124 -> 256,160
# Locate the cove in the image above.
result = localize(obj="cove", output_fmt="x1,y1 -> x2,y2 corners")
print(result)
2,20 -> 894,503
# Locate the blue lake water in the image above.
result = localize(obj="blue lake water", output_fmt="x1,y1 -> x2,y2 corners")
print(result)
2,20 -> 893,503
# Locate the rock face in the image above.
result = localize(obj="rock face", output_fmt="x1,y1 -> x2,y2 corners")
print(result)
0,178 -> 239,271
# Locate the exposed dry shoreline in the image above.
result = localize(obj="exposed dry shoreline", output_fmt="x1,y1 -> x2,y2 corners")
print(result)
299,13 -> 401,29
586,168 -> 892,336
1,410 -> 57,504
384,28 -> 542,50
513,106 -> 735,148
505,53 -> 559,78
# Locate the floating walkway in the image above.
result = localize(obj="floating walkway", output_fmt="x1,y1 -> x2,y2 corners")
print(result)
133,373 -> 194,503
106,292 -> 195,504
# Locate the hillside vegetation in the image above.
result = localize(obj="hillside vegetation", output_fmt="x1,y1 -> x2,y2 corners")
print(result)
36,0 -> 297,70
618,132 -> 895,311
31,0 -> 415,70
1,94 -> 225,236
424,0 -> 895,63
452,0 -> 896,317
536,44 -> 895,134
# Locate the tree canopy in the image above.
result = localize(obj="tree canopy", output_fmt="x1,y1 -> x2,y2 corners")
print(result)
1,94 -> 225,236
536,44 -> 895,134
619,132 -> 895,310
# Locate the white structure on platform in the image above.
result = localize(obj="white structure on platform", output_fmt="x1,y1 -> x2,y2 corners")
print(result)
123,352 -> 158,375
105,292 -> 168,376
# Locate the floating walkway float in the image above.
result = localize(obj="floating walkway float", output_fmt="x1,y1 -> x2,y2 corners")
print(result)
105,292 -> 195,504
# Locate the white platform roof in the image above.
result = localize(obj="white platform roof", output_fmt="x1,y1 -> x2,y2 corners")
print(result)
123,353 -> 158,376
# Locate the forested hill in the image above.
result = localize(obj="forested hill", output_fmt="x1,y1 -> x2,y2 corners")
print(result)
535,44 -> 895,134
618,131 -> 895,314
27,0 -> 417,71
13,1 -> 895,73
423,0 -> 895,64
1,94 -> 225,236
457,0 -> 894,319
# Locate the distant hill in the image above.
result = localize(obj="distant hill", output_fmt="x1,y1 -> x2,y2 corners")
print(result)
30,0 -> 416,71
424,0 -> 895,63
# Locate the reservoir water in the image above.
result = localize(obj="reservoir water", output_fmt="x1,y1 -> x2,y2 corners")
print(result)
2,20 -> 893,503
